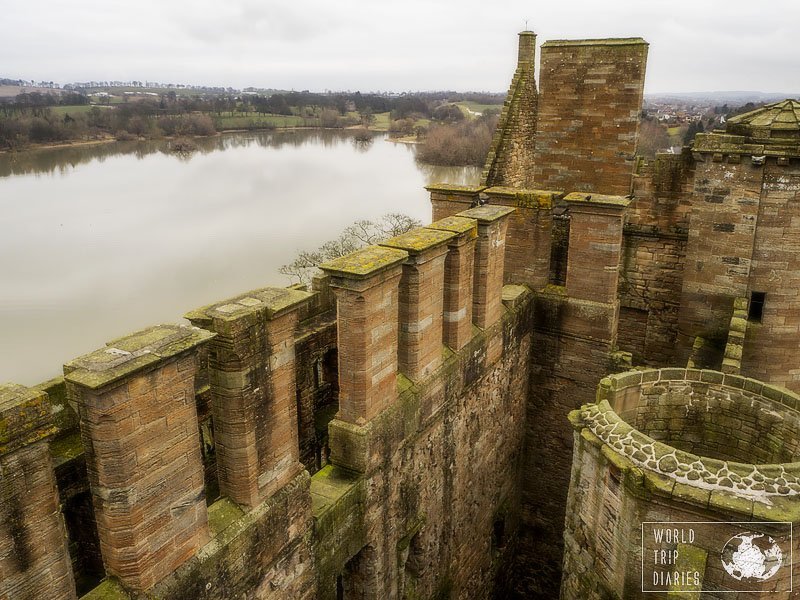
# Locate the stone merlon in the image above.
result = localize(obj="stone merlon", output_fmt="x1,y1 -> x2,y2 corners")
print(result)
63,324 -> 215,390
185,286 -> 312,329
319,244 -> 408,282
0,383 -> 57,455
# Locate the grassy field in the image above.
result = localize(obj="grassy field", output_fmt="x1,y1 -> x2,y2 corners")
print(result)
456,101 -> 503,117
369,112 -> 391,131
50,105 -> 107,116
212,114 -> 310,129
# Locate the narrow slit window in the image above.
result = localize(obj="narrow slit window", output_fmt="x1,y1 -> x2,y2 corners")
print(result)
548,212 -> 570,286
749,291 -> 766,323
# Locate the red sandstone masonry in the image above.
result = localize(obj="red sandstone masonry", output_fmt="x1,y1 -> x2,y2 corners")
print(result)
457,205 -> 515,329
676,156 -> 764,362
563,193 -> 631,304
484,187 -> 564,288
482,31 -> 539,188
426,184 -> 485,222
64,325 -> 214,592
379,228 -> 456,382
534,38 -> 648,195
320,245 -> 408,424
425,216 -> 478,351
0,384 -> 76,600
185,287 -> 312,508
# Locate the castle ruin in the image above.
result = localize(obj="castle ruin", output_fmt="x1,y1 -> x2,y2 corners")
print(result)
1,31 -> 799,600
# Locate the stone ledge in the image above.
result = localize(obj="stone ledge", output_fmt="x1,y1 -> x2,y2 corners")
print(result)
563,192 -> 631,208
484,186 -> 564,209
502,284 -> 531,310
426,216 -> 477,237
319,245 -> 408,281
64,324 -> 215,390
457,205 -> 515,223
185,287 -> 312,325
379,227 -> 456,255
574,382 -> 800,517
424,183 -> 486,194
541,37 -> 648,48
0,383 -> 57,455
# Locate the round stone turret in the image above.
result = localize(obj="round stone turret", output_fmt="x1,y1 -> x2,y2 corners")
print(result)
726,99 -> 800,143
563,368 -> 800,598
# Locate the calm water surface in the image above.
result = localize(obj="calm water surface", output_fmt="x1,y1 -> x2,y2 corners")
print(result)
0,131 -> 479,384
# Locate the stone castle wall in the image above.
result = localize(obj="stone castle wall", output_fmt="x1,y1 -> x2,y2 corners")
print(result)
741,161 -> 800,391
2,206 -> 534,600
533,39 -> 649,196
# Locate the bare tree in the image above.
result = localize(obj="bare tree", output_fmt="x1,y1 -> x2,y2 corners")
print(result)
280,213 -> 422,285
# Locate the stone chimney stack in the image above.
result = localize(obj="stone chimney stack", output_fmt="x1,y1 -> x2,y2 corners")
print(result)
518,30 -> 537,69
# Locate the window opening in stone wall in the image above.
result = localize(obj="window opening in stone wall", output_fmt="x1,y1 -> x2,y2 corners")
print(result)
337,545 -> 376,599
549,210 -> 570,286
492,516 -> 507,552
314,358 -> 323,388
63,490 -> 105,594
322,348 -> 339,397
749,291 -> 766,323
314,347 -> 339,471
398,531 -> 423,599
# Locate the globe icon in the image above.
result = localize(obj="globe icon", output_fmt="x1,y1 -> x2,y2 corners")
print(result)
721,533 -> 783,581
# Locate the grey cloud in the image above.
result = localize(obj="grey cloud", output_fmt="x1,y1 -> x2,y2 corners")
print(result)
1,0 -> 798,93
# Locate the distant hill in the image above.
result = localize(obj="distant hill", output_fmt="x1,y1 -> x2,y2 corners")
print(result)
647,91 -> 800,104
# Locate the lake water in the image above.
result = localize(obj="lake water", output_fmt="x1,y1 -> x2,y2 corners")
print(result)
0,131 -> 480,384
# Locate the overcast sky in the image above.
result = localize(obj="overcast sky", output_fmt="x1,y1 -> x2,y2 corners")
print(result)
2,0 -> 798,94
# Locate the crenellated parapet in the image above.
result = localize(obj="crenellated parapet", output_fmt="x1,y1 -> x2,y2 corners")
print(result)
456,205 -> 515,331
425,216 -> 477,351
379,228 -> 456,382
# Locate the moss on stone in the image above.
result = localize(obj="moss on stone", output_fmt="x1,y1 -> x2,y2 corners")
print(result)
311,465 -> 365,540
426,216 -> 477,236
672,483 -> 710,508
752,495 -> 800,522
80,578 -> 130,599
49,431 -> 85,467
186,287 -> 312,324
483,186 -> 563,209
319,245 -> 408,279
563,191 -> 631,208
64,324 -> 214,390
380,227 -> 455,254
671,544 -> 707,599
0,383 -> 56,455
708,491 -> 753,519
642,470 -> 675,497
457,205 -> 515,223
207,497 -> 245,538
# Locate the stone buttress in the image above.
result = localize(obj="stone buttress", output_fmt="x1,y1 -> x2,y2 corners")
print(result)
64,325 -> 213,592
0,383 -> 76,600
185,287 -> 312,509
